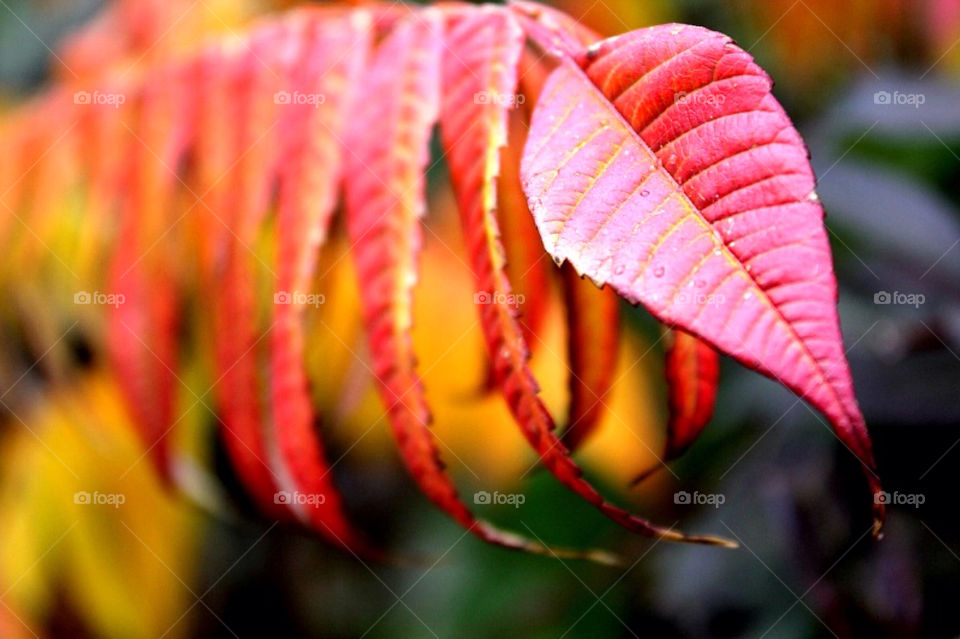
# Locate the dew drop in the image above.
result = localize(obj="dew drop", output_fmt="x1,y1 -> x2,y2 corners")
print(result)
652,265 -> 665,278
640,189 -> 650,197
614,264 -> 626,276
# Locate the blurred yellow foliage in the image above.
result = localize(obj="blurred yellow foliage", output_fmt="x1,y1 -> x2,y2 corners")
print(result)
0,374 -> 198,639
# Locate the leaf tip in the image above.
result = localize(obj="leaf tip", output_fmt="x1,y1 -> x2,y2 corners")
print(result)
657,527 -> 738,549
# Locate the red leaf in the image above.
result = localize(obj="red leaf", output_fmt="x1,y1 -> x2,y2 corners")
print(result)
344,10 -> 465,538
107,67 -> 192,482
662,329 -> 720,460
511,1 -> 599,56
442,7 -> 733,547
344,7 -> 612,560
560,263 -> 621,452
269,13 -> 373,551
206,30 -> 288,521
107,251 -> 179,480
483,108 -> 554,390
520,26 -> 883,534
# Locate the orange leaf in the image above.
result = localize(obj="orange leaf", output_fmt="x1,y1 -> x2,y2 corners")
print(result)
560,263 -> 621,452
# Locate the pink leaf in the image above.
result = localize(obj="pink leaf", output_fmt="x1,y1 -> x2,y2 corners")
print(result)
520,26 -> 883,535
269,12 -> 374,552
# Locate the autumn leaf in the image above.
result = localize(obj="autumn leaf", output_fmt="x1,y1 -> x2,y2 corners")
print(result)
559,262 -> 621,452
205,32 -> 289,521
661,328 -> 720,460
345,8 -> 498,547
493,109 -> 554,382
519,22 -> 883,534
107,66 -> 193,482
268,11 -> 374,551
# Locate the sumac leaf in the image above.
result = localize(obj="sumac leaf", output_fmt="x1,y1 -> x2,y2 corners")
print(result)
345,10 -> 487,545
560,263 -> 621,452
662,328 -> 720,460
269,13 -> 372,550
520,25 -> 883,534
207,30 -> 288,521
107,68 -> 192,482
498,111 -> 554,368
